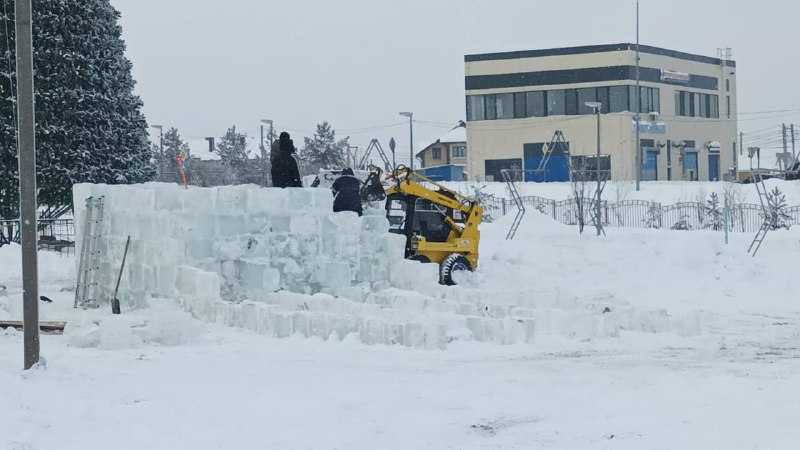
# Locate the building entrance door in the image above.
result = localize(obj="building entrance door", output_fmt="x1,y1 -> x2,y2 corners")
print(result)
708,154 -> 720,181
684,151 -> 698,181
642,150 -> 658,181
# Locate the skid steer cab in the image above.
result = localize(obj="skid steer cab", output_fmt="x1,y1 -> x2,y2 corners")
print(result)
384,167 -> 482,285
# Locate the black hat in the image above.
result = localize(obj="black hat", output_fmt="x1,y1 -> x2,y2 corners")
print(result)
279,131 -> 290,140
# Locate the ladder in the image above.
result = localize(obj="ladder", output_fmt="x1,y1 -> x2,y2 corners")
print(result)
501,169 -> 525,240
74,196 -> 105,309
537,131 -> 569,179
748,155 -> 771,257
358,139 -> 392,171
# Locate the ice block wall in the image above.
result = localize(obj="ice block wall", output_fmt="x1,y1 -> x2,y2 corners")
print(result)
73,183 -> 407,309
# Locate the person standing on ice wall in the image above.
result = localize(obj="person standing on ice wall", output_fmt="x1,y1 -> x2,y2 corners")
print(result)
331,168 -> 363,216
271,132 -> 303,188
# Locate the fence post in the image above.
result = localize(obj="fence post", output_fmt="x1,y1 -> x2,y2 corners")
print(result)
551,200 -> 556,219
724,196 -> 729,244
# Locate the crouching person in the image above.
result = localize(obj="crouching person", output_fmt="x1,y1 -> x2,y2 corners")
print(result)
332,168 -> 363,216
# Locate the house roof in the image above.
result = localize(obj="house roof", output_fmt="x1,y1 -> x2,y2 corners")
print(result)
416,121 -> 466,158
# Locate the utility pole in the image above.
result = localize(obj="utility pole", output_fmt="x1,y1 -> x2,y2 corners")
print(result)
634,0 -> 641,191
594,106 -> 602,236
782,123 -> 789,169
791,123 -> 796,162
739,131 -> 743,156
16,0 -> 40,370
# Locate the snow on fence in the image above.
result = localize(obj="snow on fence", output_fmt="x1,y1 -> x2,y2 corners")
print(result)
480,195 -> 800,232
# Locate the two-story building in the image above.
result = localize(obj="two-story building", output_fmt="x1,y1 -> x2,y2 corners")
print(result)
415,121 -> 467,181
464,43 -> 738,182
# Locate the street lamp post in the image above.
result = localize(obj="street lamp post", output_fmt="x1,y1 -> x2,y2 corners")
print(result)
399,112 -> 414,171
585,101 -> 603,236
152,124 -> 163,179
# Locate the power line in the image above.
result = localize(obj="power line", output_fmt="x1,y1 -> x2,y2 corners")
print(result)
738,108 -> 800,116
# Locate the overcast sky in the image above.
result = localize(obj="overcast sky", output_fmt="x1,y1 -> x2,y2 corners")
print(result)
110,0 -> 800,158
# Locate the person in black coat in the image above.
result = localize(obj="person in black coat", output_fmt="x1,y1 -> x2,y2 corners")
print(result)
331,168 -> 363,216
271,132 -> 302,188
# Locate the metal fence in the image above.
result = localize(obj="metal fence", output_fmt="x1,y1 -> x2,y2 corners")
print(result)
478,195 -> 800,233
0,218 -> 75,255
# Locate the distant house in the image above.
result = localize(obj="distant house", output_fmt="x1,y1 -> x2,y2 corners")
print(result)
416,121 -> 467,181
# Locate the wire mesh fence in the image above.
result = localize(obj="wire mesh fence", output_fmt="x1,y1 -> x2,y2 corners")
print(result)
0,218 -> 75,255
487,195 -> 799,233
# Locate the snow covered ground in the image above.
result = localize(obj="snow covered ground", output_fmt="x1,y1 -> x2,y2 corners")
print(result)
2,208 -> 800,449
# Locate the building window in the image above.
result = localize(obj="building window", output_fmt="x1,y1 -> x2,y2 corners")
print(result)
651,88 -> 660,114
726,96 -> 731,118
565,89 -> 578,115
711,95 -> 719,118
726,79 -> 730,92
466,95 -> 485,121
610,86 -> 629,112
452,145 -> 466,158
596,87 -> 610,112
468,85 -> 660,121
484,94 -> 497,120
547,89 -> 566,116
699,94 -> 707,118
676,91 -> 720,118
629,86 -> 660,114
683,91 -> 692,116
577,88 -> 597,115
513,93 -> 527,119
526,91 -> 545,117
496,93 -> 514,120
432,147 -> 442,160
641,87 -> 652,114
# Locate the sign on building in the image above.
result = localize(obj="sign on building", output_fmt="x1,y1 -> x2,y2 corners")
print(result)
660,69 -> 690,84
632,120 -> 667,134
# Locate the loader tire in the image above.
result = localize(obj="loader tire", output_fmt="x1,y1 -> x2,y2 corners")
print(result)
439,253 -> 472,286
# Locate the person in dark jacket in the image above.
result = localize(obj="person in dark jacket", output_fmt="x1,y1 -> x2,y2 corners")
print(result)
271,132 -> 302,188
331,168 -> 363,216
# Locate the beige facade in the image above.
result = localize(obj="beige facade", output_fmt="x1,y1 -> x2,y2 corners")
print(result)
464,44 -> 738,182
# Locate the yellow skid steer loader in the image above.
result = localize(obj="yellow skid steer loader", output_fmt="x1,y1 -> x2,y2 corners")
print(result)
383,166 -> 482,285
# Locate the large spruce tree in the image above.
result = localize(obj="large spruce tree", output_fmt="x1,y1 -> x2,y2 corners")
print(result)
0,0 -> 154,219
299,122 -> 349,175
